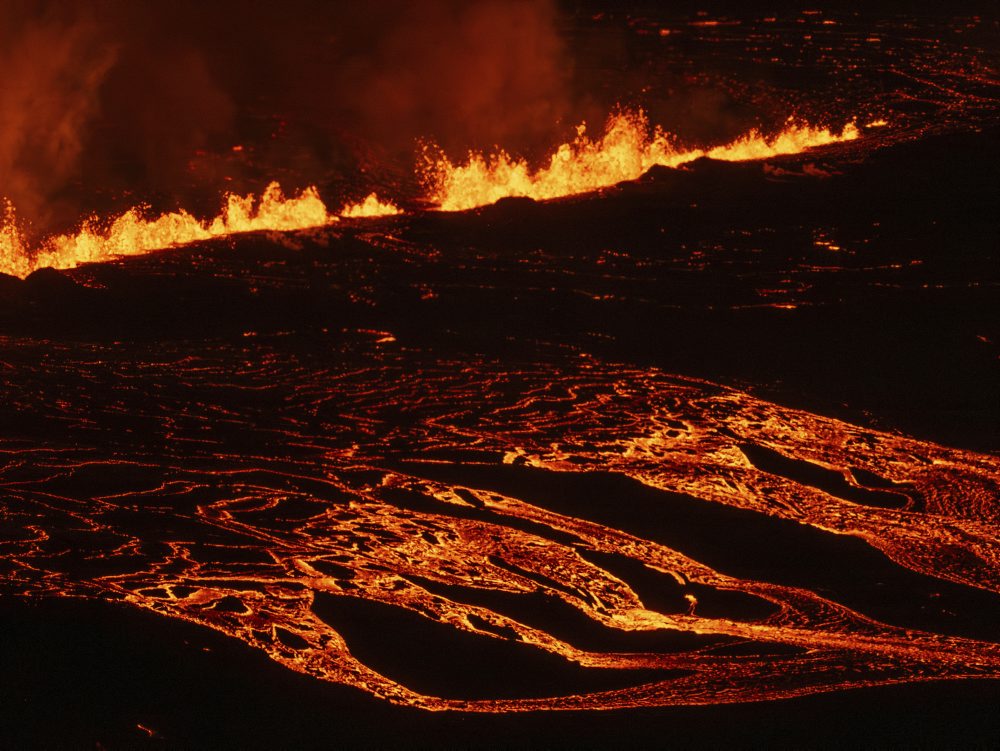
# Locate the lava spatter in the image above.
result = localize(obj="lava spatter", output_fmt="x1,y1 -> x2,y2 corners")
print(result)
421,111 -> 860,211
2,110 -> 857,278
0,184 -> 400,278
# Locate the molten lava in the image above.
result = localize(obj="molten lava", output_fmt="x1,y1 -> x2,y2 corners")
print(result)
1,108 -> 860,278
0,183 -> 400,279
340,192 -> 401,219
422,110 -> 860,211
2,340 -> 998,712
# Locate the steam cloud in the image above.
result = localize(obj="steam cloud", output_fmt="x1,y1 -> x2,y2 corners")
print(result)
0,0 -> 571,234
0,4 -> 117,231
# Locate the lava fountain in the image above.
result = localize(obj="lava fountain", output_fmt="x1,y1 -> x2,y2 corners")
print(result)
0,184 -> 399,279
2,108 -> 861,279
421,109 -> 861,211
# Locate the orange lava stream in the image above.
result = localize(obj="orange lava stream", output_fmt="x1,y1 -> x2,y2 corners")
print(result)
0,183 -> 399,279
422,110 -> 860,211
2,342 -> 998,712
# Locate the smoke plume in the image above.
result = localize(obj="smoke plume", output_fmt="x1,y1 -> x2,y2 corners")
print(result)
0,0 -> 571,234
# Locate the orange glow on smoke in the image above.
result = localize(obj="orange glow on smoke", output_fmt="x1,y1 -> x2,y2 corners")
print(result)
0,183 -> 400,278
422,110 -> 860,211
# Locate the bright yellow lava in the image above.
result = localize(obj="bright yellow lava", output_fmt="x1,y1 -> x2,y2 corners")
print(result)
1,108 -> 859,277
422,110 -> 860,211
340,192 -> 401,219
0,183 -> 400,278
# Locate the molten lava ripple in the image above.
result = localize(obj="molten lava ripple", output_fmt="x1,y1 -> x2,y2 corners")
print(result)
1,334 -> 998,710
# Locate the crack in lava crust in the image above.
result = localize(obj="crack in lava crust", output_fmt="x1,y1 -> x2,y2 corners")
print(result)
1,337 -> 998,711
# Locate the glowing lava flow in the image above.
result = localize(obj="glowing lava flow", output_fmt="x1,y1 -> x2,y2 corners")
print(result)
1,344 -> 998,711
0,183 -> 399,279
422,110 -> 860,211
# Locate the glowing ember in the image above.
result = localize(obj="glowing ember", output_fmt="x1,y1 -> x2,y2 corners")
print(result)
422,110 -> 860,211
339,192 -> 401,218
